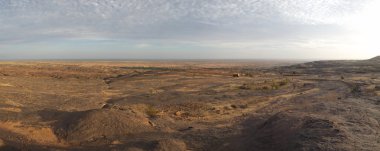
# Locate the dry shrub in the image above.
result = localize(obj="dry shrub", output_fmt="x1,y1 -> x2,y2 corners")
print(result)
146,105 -> 160,118
169,102 -> 211,118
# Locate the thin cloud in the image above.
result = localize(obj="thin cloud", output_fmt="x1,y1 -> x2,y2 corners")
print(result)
0,0 -> 376,59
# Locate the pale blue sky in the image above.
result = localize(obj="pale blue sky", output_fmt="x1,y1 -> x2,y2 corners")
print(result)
0,0 -> 379,59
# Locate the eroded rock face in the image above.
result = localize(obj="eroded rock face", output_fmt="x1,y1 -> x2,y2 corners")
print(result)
47,109 -> 154,144
154,139 -> 187,151
252,112 -> 352,151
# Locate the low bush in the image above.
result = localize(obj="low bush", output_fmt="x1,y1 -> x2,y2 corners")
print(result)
146,105 -> 160,118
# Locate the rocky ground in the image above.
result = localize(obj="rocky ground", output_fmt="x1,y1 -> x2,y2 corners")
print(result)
0,57 -> 379,151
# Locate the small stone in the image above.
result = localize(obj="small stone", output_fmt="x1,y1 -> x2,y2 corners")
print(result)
88,137 -> 96,142
224,106 -> 232,110
149,121 -> 156,127
179,126 -> 194,132
215,110 -> 222,114
111,140 -> 122,145
232,73 -> 240,77
175,111 -> 182,116
101,103 -> 112,109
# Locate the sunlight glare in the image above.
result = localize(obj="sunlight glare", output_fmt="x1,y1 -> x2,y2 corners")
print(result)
345,0 -> 380,56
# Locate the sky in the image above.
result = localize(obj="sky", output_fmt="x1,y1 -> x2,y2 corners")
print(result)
0,0 -> 379,60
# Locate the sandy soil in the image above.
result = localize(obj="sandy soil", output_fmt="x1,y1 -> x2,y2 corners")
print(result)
0,57 -> 379,150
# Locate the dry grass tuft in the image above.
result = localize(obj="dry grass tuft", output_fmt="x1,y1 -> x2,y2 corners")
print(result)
146,105 -> 160,118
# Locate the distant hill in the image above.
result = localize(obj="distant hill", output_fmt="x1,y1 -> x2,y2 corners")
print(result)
275,55 -> 380,74
368,56 -> 380,62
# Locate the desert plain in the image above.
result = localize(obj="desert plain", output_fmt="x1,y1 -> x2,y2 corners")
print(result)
0,57 -> 379,151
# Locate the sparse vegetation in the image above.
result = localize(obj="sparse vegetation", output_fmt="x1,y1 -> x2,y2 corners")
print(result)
168,103 -> 211,118
278,79 -> 290,86
260,85 -> 270,90
145,105 -> 160,118
246,78 -> 290,90
239,104 -> 248,109
271,82 -> 280,90
239,83 -> 251,90
351,85 -> 362,95
1,58 -> 379,150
